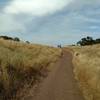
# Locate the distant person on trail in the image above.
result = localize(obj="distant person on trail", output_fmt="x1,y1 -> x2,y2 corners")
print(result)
57,44 -> 62,48
57,44 -> 63,56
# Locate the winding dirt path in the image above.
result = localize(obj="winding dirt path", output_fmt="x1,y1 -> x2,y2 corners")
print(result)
22,50 -> 84,100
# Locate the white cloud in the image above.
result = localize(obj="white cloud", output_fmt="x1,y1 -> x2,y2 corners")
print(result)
4,0 -> 73,16
0,0 -> 100,45
0,13 -> 25,32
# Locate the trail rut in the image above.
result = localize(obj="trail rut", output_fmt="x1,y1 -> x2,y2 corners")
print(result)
22,50 -> 84,100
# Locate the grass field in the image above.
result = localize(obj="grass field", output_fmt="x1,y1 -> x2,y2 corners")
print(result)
0,39 -> 62,99
71,44 -> 100,100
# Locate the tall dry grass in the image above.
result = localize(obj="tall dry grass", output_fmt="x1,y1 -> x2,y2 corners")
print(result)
0,39 -> 61,99
71,44 -> 100,100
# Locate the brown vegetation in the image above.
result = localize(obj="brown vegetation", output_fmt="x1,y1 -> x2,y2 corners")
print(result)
71,44 -> 100,100
0,39 -> 61,99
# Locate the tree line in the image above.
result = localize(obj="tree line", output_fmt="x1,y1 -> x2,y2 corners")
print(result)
0,35 -> 30,43
0,36 -> 20,42
77,36 -> 100,46
0,35 -> 99,46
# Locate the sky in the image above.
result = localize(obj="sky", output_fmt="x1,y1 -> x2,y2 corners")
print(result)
0,0 -> 100,45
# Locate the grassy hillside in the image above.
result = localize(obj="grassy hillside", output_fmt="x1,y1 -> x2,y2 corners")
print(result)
0,39 -> 61,99
71,44 -> 100,100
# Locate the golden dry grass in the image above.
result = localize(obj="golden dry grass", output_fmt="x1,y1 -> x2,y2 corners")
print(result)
71,44 -> 100,100
0,39 -> 62,99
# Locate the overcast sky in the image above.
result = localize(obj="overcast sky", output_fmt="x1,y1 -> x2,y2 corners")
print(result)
0,0 -> 100,45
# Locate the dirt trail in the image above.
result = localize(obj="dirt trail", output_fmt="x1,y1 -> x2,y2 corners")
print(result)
22,50 -> 84,100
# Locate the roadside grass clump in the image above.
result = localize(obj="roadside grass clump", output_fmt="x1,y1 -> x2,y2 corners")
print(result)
71,44 -> 100,100
0,39 -> 61,99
